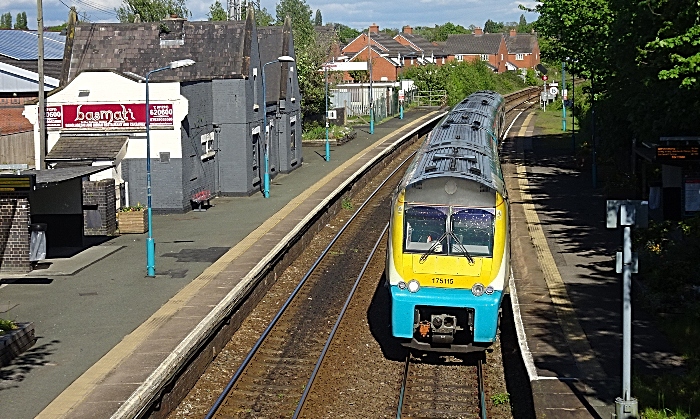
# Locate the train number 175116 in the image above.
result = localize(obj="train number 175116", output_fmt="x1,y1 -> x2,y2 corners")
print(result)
432,277 -> 454,285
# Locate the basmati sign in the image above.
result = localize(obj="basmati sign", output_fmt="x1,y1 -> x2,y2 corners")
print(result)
45,103 -> 174,129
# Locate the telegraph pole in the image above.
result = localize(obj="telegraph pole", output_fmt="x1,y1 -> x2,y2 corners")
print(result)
37,0 -> 46,169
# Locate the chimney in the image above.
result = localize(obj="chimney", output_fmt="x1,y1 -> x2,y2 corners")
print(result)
402,25 -> 412,35
369,23 -> 379,34
473,27 -> 483,35
510,29 -> 517,37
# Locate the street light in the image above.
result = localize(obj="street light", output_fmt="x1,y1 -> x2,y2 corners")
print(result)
323,56 -> 348,162
144,58 -> 195,277
262,55 -> 295,198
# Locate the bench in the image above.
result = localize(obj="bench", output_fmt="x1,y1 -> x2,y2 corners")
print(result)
191,190 -> 212,212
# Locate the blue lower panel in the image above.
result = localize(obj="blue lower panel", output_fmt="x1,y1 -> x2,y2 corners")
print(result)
391,286 -> 503,343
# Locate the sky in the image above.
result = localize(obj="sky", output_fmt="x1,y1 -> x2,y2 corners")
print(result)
3,0 -> 539,32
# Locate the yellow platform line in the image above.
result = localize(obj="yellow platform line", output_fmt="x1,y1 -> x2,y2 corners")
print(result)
38,112 -> 439,419
515,117 -> 606,381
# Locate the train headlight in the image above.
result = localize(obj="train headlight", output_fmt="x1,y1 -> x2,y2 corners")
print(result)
485,286 -> 494,295
471,283 -> 485,296
398,281 -> 407,290
408,280 -> 421,293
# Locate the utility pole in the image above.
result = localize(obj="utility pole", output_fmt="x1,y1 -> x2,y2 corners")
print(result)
37,0 -> 46,169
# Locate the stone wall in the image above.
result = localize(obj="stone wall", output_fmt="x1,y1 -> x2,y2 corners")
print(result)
0,192 -> 31,273
82,179 -> 116,236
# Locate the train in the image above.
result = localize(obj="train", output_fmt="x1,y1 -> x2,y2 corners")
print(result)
386,90 -> 510,353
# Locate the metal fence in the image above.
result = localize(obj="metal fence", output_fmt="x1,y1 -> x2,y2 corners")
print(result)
330,84 -> 421,121
413,90 -> 447,107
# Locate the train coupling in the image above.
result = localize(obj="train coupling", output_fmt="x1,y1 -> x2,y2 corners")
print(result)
430,314 -> 459,344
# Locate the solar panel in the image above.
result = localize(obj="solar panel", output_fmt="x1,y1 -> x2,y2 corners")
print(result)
0,30 -> 65,60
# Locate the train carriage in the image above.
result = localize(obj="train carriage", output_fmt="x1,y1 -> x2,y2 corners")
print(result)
386,91 -> 510,352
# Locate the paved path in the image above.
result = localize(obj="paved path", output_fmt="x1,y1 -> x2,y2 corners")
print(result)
505,110 -> 684,418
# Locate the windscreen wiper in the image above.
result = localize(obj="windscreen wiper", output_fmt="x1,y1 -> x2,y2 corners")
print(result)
449,231 -> 475,265
419,232 -> 448,263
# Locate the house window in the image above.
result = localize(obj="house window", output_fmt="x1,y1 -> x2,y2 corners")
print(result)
442,57 -> 445,64
501,54 -> 503,60
480,54 -> 489,61
456,55 -> 463,62
516,53 -> 525,61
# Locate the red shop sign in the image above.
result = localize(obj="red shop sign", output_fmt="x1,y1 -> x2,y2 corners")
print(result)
46,103 -> 174,129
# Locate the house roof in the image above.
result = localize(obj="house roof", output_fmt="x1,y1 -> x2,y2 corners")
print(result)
343,31 -> 417,57
68,18 -> 255,82
22,165 -> 113,184
0,61 -> 60,92
257,21 -> 295,104
445,33 -> 504,55
0,30 -> 66,60
395,33 -> 447,57
505,33 -> 538,54
45,136 -> 128,162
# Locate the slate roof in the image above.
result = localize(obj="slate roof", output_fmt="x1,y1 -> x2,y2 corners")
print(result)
0,30 -> 66,60
395,33 -> 447,57
45,136 -> 128,162
68,18 -> 254,82
445,33 -> 504,55
505,33 -> 538,54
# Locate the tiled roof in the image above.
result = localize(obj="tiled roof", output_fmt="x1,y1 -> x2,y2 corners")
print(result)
506,33 -> 538,54
68,19 -> 254,82
22,165 -> 113,184
344,31 -> 416,57
0,30 -> 66,60
445,33 -> 504,55
396,33 -> 447,57
257,26 -> 290,103
45,136 -> 128,161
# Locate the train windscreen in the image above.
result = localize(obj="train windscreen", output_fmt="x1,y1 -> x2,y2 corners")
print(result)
404,206 -> 448,253
450,208 -> 495,257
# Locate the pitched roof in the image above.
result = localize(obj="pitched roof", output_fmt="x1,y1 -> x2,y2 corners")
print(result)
0,30 -> 66,60
68,18 -> 254,82
45,136 -> 128,161
445,33 -> 504,55
505,33 -> 538,54
395,33 -> 447,57
343,31 -> 417,57
257,25 -> 293,103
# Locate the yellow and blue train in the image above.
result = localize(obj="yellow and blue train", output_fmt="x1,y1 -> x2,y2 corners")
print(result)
386,91 -> 509,352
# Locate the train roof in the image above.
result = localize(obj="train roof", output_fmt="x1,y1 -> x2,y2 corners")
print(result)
400,91 -> 506,196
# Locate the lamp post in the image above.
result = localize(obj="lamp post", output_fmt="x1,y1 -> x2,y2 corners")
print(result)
368,28 -> 374,135
262,55 -> 295,198
144,58 -> 195,277
561,61 -> 566,131
324,64 -> 330,161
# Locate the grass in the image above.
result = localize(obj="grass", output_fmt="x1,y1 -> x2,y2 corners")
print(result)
491,392 -> 510,406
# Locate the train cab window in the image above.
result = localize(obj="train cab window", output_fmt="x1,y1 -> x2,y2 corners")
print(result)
404,206 -> 447,253
450,208 -> 495,257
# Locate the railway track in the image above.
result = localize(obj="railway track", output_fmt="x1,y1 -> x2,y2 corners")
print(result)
397,353 -> 486,418
169,87 -> 539,418
205,148 -> 414,419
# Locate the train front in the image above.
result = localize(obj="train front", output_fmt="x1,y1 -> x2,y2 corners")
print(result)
386,176 -> 509,353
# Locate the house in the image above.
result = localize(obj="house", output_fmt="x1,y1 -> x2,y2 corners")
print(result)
393,26 -> 449,67
445,28 -> 509,73
341,24 -> 416,82
24,12 -> 302,214
504,29 -> 541,71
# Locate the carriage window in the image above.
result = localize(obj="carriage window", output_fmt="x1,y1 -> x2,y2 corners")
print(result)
451,208 -> 495,257
404,206 -> 447,253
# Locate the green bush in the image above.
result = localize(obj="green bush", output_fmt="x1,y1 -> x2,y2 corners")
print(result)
0,318 -> 18,336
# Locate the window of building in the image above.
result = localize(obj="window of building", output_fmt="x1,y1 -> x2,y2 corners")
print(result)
200,131 -> 215,160
480,54 -> 489,61
456,55 -> 463,62
516,53 -> 525,61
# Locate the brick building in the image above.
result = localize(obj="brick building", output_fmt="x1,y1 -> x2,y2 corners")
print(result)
504,29 -> 541,71
445,28 -> 510,73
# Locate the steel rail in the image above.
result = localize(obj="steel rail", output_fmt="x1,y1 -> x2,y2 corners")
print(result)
205,149 -> 418,419
478,358 -> 487,419
395,354 -> 412,418
293,221 -> 390,418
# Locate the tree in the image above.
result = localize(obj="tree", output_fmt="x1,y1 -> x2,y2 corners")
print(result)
275,0 -> 327,123
314,9 -> 321,26
0,12 -> 12,29
333,23 -> 359,43
242,3 -> 274,26
208,0 -> 227,20
517,14 -> 529,32
116,0 -> 191,23
483,19 -> 504,33
15,12 -> 28,30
